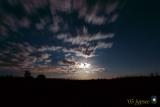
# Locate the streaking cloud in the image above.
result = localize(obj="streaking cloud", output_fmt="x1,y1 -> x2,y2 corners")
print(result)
0,0 -> 126,78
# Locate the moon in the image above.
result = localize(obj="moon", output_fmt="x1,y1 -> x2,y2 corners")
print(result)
78,63 -> 91,69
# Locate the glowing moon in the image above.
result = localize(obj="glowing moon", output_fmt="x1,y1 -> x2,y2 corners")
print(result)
77,63 -> 91,69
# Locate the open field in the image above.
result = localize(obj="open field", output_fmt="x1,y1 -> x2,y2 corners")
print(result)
0,76 -> 160,107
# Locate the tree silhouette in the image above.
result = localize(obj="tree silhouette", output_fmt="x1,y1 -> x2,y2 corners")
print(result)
37,74 -> 46,80
24,70 -> 32,79
150,73 -> 154,77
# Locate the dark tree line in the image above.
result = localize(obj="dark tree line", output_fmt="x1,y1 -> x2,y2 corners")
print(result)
24,71 -> 46,79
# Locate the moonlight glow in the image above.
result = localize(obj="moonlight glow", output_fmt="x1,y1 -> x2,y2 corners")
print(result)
78,63 -> 91,69
73,62 -> 92,74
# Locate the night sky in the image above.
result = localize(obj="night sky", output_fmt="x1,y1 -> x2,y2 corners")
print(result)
0,0 -> 160,79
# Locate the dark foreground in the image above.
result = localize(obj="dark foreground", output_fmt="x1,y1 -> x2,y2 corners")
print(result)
0,76 -> 160,107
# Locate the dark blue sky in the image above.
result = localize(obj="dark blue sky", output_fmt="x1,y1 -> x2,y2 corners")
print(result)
0,0 -> 160,79
105,0 -> 160,76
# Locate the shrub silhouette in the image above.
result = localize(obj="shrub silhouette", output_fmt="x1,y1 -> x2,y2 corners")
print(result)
37,74 -> 46,80
24,70 -> 32,79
